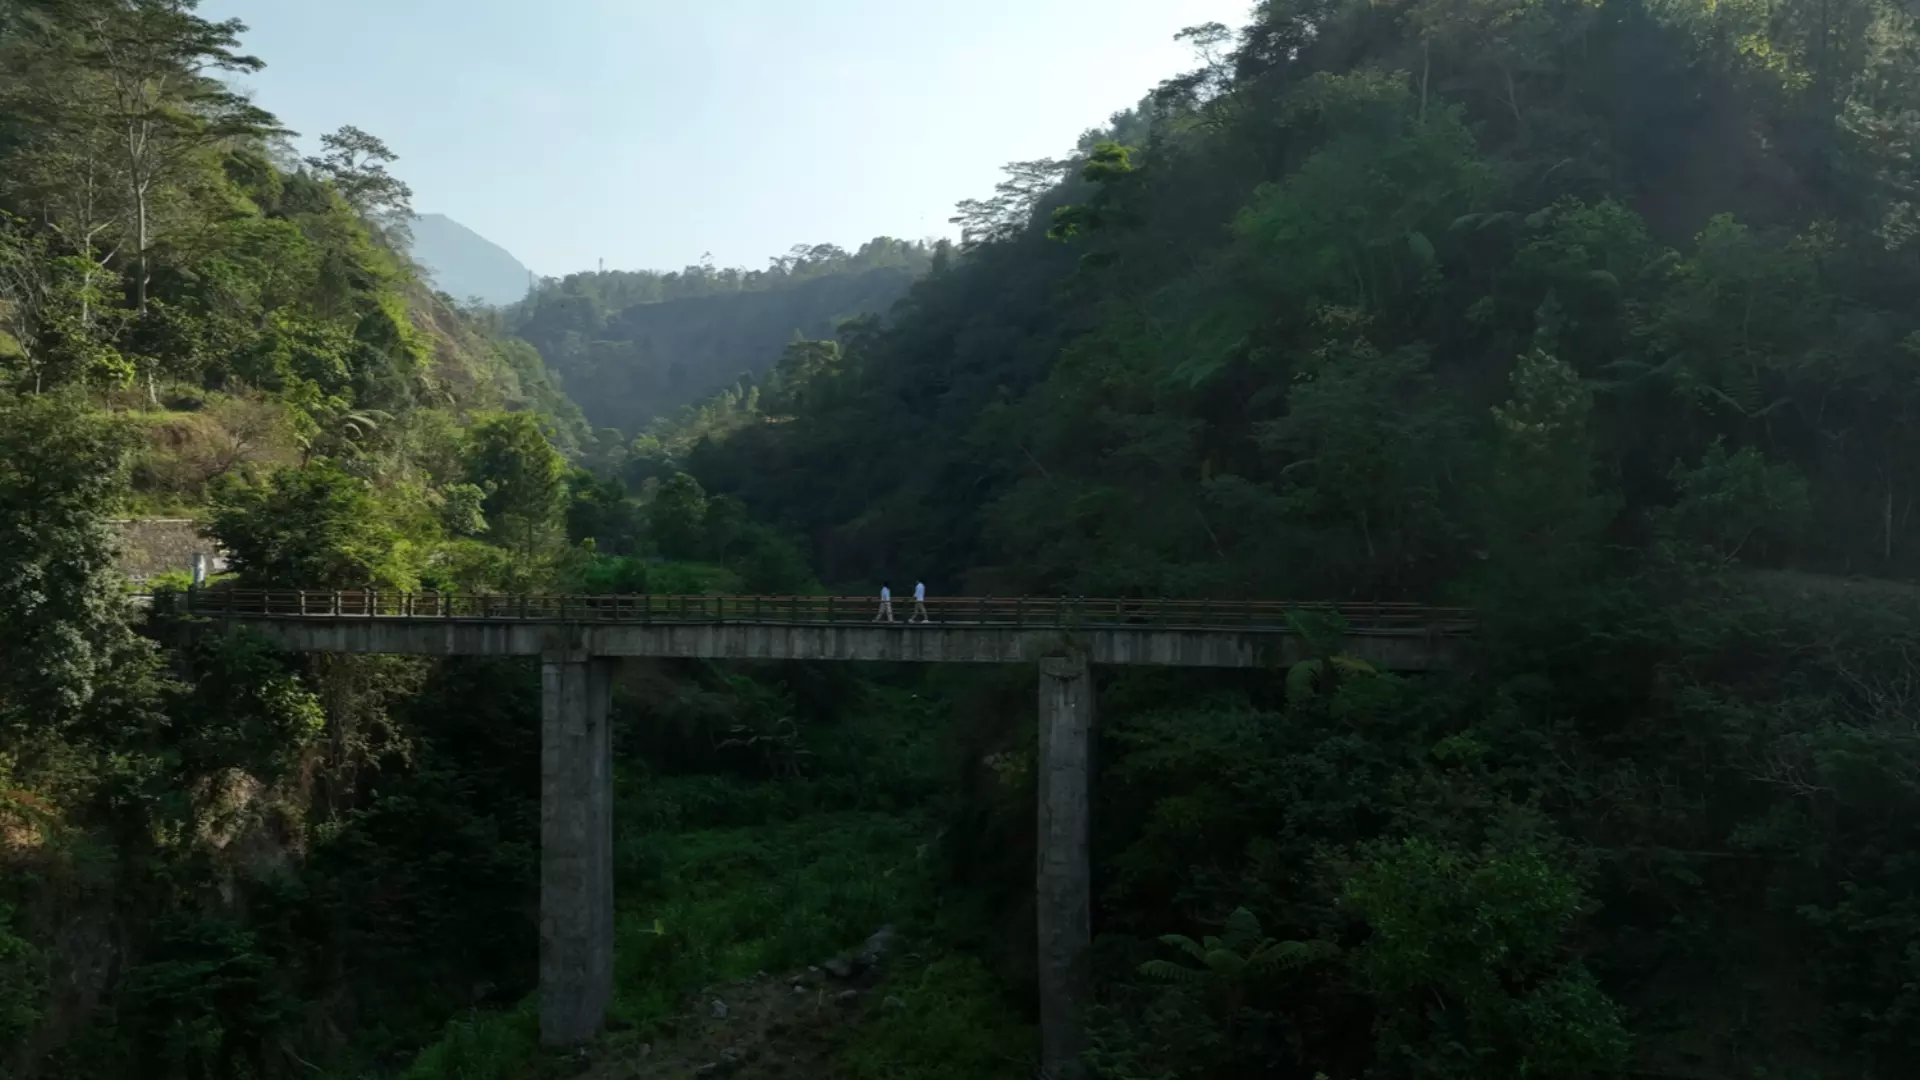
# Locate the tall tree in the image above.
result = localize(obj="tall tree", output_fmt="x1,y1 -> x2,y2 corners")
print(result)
0,1 -> 128,362
465,411 -> 567,567
73,0 -> 281,400
208,461 -> 406,589
303,124 -> 414,244
0,393 -> 138,738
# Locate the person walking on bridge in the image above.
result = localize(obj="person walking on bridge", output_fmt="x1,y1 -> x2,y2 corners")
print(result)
910,580 -> 929,623
874,582 -> 895,623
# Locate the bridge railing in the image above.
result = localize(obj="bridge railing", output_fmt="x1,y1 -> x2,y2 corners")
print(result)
160,589 -> 1477,635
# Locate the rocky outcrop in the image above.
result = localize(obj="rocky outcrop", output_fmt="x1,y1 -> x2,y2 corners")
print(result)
573,925 -> 904,1078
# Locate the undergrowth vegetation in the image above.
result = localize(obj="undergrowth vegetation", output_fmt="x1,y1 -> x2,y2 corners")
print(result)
393,686 -> 1035,1080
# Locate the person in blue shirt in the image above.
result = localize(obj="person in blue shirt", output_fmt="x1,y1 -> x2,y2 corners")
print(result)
874,582 -> 895,623
910,580 -> 929,623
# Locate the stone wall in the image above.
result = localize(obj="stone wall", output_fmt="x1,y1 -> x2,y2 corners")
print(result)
107,518 -> 227,583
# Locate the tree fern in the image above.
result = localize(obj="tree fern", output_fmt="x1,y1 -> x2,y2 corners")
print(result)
1138,907 -> 1338,988
1288,655 -> 1378,706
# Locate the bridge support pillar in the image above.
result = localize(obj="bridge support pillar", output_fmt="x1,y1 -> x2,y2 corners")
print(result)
539,652 -> 615,1047
1037,652 -> 1094,1080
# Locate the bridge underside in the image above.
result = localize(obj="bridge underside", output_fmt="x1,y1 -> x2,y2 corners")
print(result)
194,617 -> 1464,671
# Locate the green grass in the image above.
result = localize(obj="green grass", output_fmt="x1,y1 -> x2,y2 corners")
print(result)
842,954 -> 1038,1079
394,1007 -> 538,1080
608,806 -> 927,1025
386,687 -> 1034,1080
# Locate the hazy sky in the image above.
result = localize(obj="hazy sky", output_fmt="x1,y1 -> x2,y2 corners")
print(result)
200,1 -> 1251,277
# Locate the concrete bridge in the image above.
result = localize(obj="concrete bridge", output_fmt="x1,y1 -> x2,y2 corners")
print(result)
160,589 -> 1474,1076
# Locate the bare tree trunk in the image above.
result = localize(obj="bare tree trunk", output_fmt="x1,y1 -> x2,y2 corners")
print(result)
1886,475 -> 1895,563
134,172 -> 148,313
135,160 -> 157,405
1420,38 -> 1431,123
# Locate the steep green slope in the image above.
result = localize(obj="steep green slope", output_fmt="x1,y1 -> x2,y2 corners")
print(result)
0,4 -> 596,1076
645,1 -> 1920,1076
689,3 -> 1920,596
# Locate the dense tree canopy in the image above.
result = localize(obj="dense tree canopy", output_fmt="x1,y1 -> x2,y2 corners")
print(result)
662,0 -> 1920,1075
0,3 -> 590,1076
12,0 -> 1920,1078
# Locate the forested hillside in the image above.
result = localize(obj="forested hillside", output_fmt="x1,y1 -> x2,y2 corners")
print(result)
9,0 -> 1920,1078
687,4 -> 1920,596
512,238 -> 932,431
660,0 -> 1920,1076
0,0 -> 610,1075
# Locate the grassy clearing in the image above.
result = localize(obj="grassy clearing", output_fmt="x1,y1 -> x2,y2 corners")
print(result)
388,686 -> 1034,1080
608,805 -> 927,1024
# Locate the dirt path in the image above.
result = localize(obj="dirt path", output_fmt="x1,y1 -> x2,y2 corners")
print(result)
576,930 -> 898,1079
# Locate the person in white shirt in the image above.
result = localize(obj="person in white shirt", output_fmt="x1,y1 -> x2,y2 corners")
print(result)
911,580 -> 929,623
874,582 -> 894,622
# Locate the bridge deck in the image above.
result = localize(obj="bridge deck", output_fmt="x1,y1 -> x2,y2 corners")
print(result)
165,589 -> 1476,630
157,591 -> 1473,670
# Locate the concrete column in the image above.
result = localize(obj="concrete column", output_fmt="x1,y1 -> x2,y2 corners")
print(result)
540,652 -> 615,1046
1037,652 -> 1094,1080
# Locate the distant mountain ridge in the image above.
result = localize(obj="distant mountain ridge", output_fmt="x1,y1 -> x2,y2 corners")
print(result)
408,213 -> 533,307
511,238 -> 936,432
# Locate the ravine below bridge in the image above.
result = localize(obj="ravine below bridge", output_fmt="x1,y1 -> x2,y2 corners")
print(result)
155,589 -> 1475,1079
